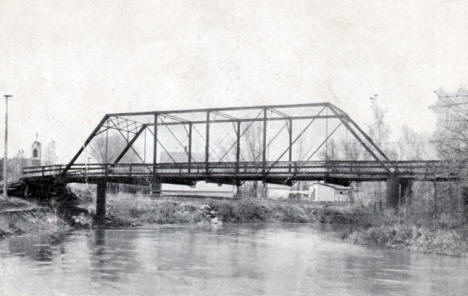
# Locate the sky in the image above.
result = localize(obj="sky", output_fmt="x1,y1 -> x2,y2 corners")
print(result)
1,0 -> 468,162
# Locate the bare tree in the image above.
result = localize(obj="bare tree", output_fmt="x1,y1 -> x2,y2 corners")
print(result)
431,88 -> 468,222
241,123 -> 263,198
89,134 -> 139,164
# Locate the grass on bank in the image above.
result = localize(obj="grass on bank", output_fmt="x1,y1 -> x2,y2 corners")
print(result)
72,188 -> 359,226
71,186 -> 468,256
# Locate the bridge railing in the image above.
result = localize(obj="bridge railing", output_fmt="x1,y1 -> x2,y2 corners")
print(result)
21,160 -> 464,181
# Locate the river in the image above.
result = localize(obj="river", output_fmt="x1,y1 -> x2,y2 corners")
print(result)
0,224 -> 467,296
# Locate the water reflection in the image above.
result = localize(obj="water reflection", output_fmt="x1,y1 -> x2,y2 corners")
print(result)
7,231 -> 70,262
88,226 -> 140,284
0,224 -> 467,296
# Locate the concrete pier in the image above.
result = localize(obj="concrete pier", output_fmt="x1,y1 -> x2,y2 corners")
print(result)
400,179 -> 413,205
386,177 -> 413,210
151,181 -> 161,197
386,176 -> 400,210
96,181 -> 107,225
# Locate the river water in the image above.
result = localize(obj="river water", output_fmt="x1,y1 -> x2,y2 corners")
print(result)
0,224 -> 467,296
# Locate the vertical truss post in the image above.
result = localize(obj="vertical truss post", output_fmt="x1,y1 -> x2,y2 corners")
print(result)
205,111 -> 210,174
188,123 -> 192,173
236,120 -> 241,175
152,114 -> 160,196
325,108 -> 329,161
105,127 -> 109,176
288,118 -> 292,173
262,108 -> 267,176
143,128 -> 147,163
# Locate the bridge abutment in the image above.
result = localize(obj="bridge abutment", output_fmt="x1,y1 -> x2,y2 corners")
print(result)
95,181 -> 107,225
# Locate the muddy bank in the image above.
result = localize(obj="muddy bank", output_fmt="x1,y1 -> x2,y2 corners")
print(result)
0,196 -> 91,240
0,198 -> 70,239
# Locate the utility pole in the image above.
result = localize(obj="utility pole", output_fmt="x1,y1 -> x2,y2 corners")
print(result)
3,95 -> 12,200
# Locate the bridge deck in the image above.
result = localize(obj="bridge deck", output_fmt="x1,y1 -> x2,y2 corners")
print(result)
21,160 -> 461,186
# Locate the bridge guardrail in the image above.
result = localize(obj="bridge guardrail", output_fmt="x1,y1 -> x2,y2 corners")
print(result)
21,160 -> 465,182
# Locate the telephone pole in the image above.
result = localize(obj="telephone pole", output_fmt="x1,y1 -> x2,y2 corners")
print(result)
3,95 -> 12,199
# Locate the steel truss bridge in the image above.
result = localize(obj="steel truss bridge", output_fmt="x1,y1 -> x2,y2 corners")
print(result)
13,102 -> 462,218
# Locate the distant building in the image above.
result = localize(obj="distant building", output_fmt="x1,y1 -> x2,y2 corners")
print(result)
267,181 -> 351,202
31,134 -> 42,166
309,182 -> 350,202
0,135 -> 42,182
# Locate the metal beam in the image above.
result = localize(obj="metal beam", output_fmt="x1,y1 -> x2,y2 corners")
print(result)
288,119 -> 292,172
236,121 -> 241,175
205,112 -> 210,174
107,102 -> 331,117
329,104 -> 391,162
113,125 -> 146,164
153,114 -> 158,183
212,110 -> 238,120
138,114 -> 344,126
188,123 -> 192,173
267,106 -> 327,172
210,109 -> 264,164
331,114 -> 392,174
61,115 -> 109,177
159,113 -> 190,123
108,118 -> 147,165
269,107 -> 290,118
262,108 -> 267,174
306,123 -> 343,161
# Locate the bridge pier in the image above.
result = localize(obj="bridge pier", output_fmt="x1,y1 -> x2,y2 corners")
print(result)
95,181 -> 107,225
386,177 -> 413,210
400,179 -> 413,205
386,176 -> 400,209
151,181 -> 161,197
462,186 -> 468,222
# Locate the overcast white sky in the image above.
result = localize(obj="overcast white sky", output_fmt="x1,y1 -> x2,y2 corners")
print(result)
1,0 -> 468,162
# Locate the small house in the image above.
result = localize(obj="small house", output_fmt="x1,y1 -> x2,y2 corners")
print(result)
309,181 -> 350,202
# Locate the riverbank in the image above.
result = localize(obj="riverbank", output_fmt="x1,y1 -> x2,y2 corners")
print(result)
342,210 -> 468,256
99,193 -> 468,256
346,223 -> 468,256
3,190 -> 467,257
93,192 -> 359,226
0,197 -> 70,239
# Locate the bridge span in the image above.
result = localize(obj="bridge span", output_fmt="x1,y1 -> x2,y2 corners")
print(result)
22,160 -> 458,185
14,102 -> 461,223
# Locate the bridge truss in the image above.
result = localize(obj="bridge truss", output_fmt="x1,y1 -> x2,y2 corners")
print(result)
44,102 -> 398,187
